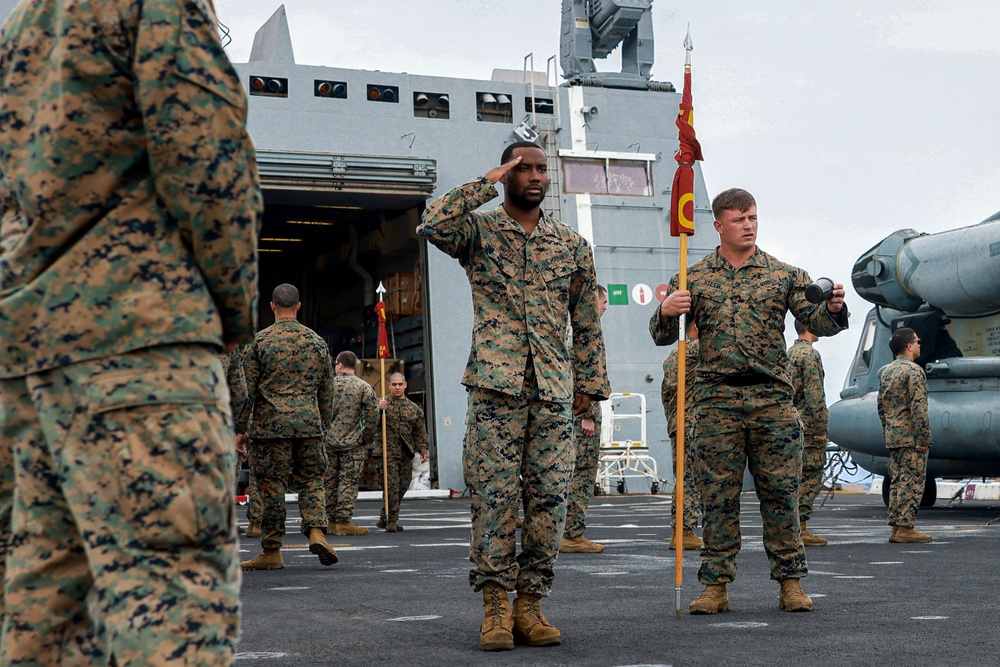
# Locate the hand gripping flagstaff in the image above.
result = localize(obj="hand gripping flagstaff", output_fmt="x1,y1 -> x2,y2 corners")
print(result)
669,25 -> 703,618
376,281 -> 391,522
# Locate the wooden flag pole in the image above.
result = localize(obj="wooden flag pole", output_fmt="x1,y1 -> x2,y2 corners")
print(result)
675,232 -> 688,617
381,356 -> 389,522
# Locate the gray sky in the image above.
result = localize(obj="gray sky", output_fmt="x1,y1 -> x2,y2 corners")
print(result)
5,0 -> 998,401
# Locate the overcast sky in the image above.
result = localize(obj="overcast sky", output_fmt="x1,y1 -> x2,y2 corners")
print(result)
4,0 -> 997,402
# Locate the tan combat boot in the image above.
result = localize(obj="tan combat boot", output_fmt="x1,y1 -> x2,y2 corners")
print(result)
669,528 -> 704,550
308,528 -> 339,566
241,548 -> 284,571
801,521 -> 829,547
376,513 -> 388,529
329,521 -> 368,536
385,521 -> 403,532
560,535 -> 604,553
778,579 -> 813,612
512,593 -> 561,646
889,525 -> 899,542
891,526 -> 933,543
480,582 -> 514,651
689,584 -> 729,614
244,521 -> 261,538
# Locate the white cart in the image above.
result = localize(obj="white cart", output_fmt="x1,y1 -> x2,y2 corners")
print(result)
596,392 -> 662,494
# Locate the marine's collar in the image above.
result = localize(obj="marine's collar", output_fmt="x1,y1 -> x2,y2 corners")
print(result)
707,246 -> 769,269
495,204 -> 557,237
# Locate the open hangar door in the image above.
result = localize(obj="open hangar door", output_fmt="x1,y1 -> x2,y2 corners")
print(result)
253,149 -> 438,489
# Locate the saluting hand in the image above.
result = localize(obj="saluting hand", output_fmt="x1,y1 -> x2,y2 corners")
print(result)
826,283 -> 847,314
484,156 -> 522,184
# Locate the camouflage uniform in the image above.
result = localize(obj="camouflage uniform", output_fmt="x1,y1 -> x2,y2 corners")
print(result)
0,0 -> 260,662
786,339 -> 830,522
877,357 -> 931,529
221,349 -> 251,498
564,402 -> 602,539
418,178 -> 610,596
325,373 -> 378,523
661,339 -> 703,531
377,395 -> 429,523
242,319 -> 334,551
649,249 -> 848,584
228,345 -> 262,525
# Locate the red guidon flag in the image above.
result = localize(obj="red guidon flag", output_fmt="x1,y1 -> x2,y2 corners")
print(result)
669,59 -> 703,237
375,301 -> 390,358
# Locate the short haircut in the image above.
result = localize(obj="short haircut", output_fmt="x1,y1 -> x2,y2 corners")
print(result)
597,284 -> 608,297
336,350 -> 358,368
501,140 -> 543,165
389,372 -> 406,383
271,283 -> 299,309
794,320 -> 808,336
711,188 -> 756,220
889,327 -> 917,356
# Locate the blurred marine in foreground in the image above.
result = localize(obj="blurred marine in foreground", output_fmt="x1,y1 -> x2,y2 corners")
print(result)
0,0 -> 261,663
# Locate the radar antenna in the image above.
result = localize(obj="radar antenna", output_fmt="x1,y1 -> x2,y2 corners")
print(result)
560,0 -> 661,90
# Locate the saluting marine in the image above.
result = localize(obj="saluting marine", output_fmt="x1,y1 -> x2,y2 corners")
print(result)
418,141 -> 610,651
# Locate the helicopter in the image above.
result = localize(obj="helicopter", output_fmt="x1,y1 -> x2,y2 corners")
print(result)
827,210 -> 1000,506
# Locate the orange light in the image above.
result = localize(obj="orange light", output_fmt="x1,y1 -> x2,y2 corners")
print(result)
368,88 -> 381,100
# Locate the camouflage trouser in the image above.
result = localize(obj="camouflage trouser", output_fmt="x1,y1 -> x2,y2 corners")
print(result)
564,420 -> 600,539
376,443 -> 414,522
798,438 -> 826,522
0,344 -> 240,666
692,382 -> 806,584
463,378 -> 574,597
245,443 -> 262,524
887,447 -> 928,529
668,429 -> 703,531
326,447 -> 366,523
252,437 -> 328,550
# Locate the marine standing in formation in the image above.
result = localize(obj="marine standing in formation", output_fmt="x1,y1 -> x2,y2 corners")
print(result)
418,140 -> 610,651
326,350 -> 378,536
650,187 -> 849,615
660,319 -> 705,550
376,372 -> 430,532
561,284 -> 610,554
240,284 -> 339,571
878,327 -> 934,544
0,0 -> 261,663
787,321 -> 831,547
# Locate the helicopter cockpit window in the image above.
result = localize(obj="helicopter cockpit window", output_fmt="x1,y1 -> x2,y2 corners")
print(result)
854,315 -> 878,375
